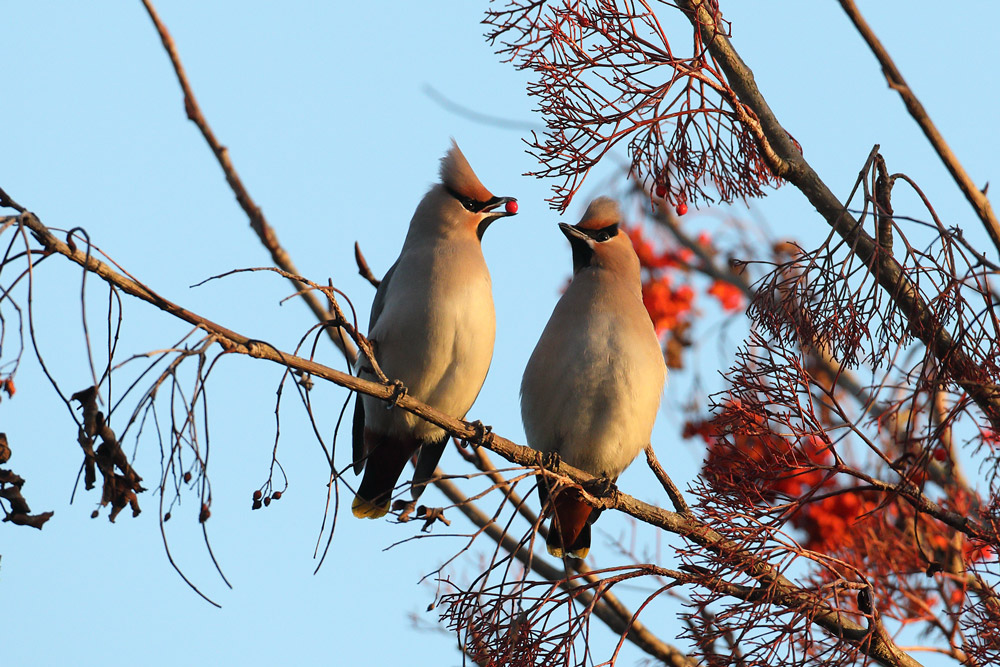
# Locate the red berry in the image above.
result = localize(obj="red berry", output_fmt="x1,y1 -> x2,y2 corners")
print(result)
253,490 -> 262,501
675,201 -> 688,216
263,496 -> 271,507
933,447 -> 947,462
655,183 -> 667,198
272,491 -> 282,500
183,471 -> 192,483
505,199 -> 518,214
578,16 -> 591,28
252,500 -> 262,510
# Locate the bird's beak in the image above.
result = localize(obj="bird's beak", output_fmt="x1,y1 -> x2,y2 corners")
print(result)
482,196 -> 518,217
558,222 -> 591,245
477,196 -> 518,239
559,223 -> 596,273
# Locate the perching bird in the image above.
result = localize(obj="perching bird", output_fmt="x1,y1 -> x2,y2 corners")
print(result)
520,197 -> 666,558
351,141 -> 518,519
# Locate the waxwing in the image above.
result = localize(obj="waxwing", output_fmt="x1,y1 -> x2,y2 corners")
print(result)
520,197 -> 666,558
352,141 -> 518,518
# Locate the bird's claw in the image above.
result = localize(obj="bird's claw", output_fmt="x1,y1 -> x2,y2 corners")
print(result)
581,474 -> 617,499
540,450 -> 561,471
385,380 -> 408,410
463,420 -> 493,448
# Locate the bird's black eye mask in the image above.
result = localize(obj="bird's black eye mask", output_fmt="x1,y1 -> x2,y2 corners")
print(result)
563,222 -> 620,273
581,223 -> 619,243
445,186 -> 504,214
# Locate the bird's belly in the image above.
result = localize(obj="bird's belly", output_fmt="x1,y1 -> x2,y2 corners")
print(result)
364,279 -> 495,440
523,331 -> 662,479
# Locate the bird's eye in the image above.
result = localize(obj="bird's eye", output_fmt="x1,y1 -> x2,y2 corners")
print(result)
461,199 -> 478,212
596,231 -> 611,242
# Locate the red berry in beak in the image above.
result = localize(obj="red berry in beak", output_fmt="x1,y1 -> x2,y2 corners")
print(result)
675,201 -> 688,216
505,200 -> 518,214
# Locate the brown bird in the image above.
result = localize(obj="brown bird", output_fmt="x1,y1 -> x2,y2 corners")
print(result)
352,141 -> 517,518
520,197 -> 666,557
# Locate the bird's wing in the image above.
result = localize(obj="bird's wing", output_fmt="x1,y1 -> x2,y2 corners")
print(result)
409,433 -> 449,500
368,259 -> 399,331
351,392 -> 366,475
353,259 -> 400,475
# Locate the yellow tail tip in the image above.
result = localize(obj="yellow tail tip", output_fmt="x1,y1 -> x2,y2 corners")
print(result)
352,496 -> 390,519
546,543 -> 588,560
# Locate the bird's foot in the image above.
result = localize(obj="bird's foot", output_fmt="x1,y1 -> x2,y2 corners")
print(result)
538,450 -> 561,472
463,420 -> 493,448
385,380 -> 408,410
581,474 -> 617,499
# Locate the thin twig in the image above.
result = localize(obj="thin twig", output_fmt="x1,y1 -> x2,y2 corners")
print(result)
678,0 -> 1000,433
353,242 -> 381,289
644,444 -> 690,514
434,476 -> 696,667
837,0 -> 1000,255
138,0 -> 357,365
18,208 -> 937,666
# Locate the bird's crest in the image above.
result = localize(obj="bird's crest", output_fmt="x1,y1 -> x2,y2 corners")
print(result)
440,140 -> 494,203
576,196 -> 622,230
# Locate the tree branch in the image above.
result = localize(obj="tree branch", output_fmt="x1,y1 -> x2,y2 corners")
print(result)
677,0 -> 1000,432
139,0 -> 357,365
434,476 -> 696,667
17,208 -> 925,667
836,0 -> 1000,253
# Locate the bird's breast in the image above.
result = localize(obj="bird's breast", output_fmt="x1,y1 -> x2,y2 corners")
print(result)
365,240 -> 496,437
520,279 -> 665,477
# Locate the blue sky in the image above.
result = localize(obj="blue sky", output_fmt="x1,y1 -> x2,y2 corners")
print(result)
3,3 -> 998,665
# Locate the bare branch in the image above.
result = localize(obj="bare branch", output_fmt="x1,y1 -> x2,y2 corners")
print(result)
353,242 -> 381,289
644,443 -> 690,514
837,0 -> 1000,254
138,0 -> 357,365
434,476 -> 697,667
16,206 -> 930,665
677,0 -> 1000,431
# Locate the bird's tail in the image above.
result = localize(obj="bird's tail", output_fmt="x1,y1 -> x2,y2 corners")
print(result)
545,492 -> 593,559
352,430 -> 418,519
410,434 -> 448,500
